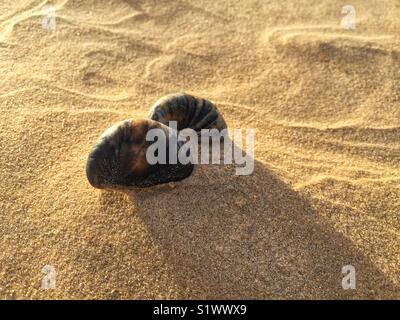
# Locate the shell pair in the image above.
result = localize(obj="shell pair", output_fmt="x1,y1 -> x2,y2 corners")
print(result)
86,93 -> 227,189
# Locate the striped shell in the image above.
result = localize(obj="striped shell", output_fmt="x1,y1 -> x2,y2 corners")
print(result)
148,92 -> 227,132
86,93 -> 227,189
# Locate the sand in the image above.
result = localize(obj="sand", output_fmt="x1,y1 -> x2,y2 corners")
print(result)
0,0 -> 399,299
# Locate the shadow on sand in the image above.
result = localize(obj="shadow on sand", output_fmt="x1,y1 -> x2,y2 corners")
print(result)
100,158 -> 398,299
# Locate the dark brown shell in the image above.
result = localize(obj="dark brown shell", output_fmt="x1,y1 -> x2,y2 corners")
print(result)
148,92 -> 227,132
86,93 -> 227,189
86,118 -> 193,189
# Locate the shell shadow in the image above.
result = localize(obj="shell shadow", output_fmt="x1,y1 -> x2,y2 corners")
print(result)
103,158 -> 399,299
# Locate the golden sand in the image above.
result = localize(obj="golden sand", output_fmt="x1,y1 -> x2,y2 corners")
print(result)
0,0 -> 399,299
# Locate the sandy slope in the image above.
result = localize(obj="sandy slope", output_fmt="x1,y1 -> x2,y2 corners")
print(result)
0,0 -> 399,299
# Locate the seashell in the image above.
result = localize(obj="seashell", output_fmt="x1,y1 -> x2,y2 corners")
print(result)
148,92 -> 227,132
86,93 -> 227,189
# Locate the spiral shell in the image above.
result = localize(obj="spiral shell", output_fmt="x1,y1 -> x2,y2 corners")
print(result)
86,93 -> 227,189
148,92 -> 227,132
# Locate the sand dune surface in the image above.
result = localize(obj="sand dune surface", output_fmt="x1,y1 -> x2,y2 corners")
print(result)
0,0 -> 399,299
